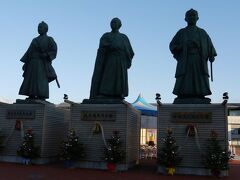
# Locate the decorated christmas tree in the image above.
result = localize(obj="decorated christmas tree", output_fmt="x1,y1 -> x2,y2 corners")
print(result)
158,128 -> 182,175
104,131 -> 125,164
203,130 -> 229,177
59,128 -> 84,161
17,129 -> 39,159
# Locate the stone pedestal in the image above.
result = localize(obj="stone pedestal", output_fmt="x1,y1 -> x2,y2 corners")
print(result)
0,100 -> 69,164
69,101 -> 140,171
157,103 -> 228,176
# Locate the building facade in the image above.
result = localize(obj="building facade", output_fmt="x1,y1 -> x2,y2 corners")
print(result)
228,103 -> 240,158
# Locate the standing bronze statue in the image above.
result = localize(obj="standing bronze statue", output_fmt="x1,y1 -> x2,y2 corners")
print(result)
89,17 -> 134,101
170,9 -> 217,104
19,21 -> 59,100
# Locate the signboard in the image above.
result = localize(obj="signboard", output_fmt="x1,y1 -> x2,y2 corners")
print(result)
171,112 -> 212,123
6,110 -> 35,119
81,111 -> 116,121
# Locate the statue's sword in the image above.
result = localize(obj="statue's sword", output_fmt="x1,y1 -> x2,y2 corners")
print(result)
210,61 -> 213,82
56,78 -> 60,88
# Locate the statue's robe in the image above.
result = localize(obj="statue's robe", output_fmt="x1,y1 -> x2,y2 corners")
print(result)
170,26 -> 217,97
19,35 -> 57,99
90,32 -> 134,99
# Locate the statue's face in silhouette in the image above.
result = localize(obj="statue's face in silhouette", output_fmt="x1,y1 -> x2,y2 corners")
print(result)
38,22 -> 48,35
185,10 -> 199,26
110,18 -> 122,31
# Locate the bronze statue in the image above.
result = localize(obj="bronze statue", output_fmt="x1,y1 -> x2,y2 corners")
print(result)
90,18 -> 134,100
19,21 -> 59,100
170,9 -> 217,104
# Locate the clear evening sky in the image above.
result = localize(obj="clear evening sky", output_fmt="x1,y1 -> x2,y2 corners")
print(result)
0,0 -> 239,104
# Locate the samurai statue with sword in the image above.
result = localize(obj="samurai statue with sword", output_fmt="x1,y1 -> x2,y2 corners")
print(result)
19,21 -> 60,100
170,9 -> 217,104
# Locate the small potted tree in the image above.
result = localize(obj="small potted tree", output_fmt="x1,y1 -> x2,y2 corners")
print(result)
203,130 -> 230,178
17,129 -> 40,165
59,128 -> 85,168
157,128 -> 182,175
104,131 -> 125,172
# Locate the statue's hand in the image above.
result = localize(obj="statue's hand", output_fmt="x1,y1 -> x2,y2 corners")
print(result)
127,62 -> 131,69
209,57 -> 215,62
174,44 -> 182,52
172,45 -> 182,58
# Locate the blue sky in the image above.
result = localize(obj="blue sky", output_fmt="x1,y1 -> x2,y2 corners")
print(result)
0,0 -> 240,104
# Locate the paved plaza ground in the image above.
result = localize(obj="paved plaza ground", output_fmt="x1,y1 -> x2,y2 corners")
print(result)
0,160 -> 239,180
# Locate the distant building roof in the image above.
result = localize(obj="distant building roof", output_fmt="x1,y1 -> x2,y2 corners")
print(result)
56,102 -> 70,109
131,94 -> 157,117
227,103 -> 240,109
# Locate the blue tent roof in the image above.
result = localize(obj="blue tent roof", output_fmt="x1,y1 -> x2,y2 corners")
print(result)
131,94 -> 157,117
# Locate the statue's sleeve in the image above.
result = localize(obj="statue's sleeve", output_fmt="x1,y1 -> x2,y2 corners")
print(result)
207,34 -> 217,59
96,34 -> 108,65
90,35 -> 107,98
126,36 -> 134,59
20,40 -> 34,63
123,35 -> 134,68
47,37 -> 57,61
200,29 -> 217,61
169,30 -> 183,59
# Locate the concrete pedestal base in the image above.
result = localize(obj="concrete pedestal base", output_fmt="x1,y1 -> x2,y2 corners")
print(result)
69,101 -> 140,170
0,100 -> 69,164
157,103 -> 228,176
